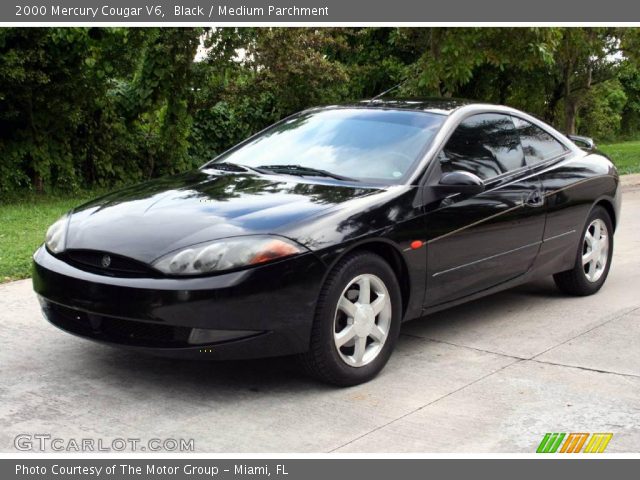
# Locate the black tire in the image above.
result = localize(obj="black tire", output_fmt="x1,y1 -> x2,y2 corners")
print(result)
553,206 -> 614,296
300,252 -> 402,387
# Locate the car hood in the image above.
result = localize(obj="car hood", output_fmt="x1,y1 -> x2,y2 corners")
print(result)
65,169 -> 380,264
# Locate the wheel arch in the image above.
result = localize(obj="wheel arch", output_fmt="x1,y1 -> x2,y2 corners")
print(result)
594,198 -> 617,232
323,239 -> 412,318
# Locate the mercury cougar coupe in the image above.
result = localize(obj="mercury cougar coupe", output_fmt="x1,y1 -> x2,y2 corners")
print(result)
33,99 -> 620,386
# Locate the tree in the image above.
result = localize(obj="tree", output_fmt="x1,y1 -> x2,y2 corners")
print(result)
397,28 -> 559,97
0,28 -> 203,194
545,28 -> 626,134
2,27 -> 640,197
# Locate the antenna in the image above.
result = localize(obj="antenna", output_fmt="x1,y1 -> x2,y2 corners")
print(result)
368,79 -> 408,103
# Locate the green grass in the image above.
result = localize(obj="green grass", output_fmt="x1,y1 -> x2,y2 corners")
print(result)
0,192 -> 99,283
1,139 -> 639,283
599,140 -> 640,175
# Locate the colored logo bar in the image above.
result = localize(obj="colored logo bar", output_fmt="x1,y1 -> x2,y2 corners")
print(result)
537,433 -> 613,453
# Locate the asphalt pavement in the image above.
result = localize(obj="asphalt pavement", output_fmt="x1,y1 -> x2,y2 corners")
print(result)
1,188 -> 639,453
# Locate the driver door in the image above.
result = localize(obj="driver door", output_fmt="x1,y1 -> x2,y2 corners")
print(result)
423,113 -> 546,307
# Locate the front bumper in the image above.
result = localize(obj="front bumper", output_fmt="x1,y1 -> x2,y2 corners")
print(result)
32,246 -> 326,359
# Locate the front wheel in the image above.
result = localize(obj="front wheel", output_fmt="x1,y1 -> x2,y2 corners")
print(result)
553,206 -> 614,296
300,252 -> 402,386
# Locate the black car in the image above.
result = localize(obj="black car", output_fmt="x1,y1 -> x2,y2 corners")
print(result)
33,99 -> 621,386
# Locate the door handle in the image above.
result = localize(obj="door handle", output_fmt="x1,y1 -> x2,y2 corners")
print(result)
526,189 -> 545,207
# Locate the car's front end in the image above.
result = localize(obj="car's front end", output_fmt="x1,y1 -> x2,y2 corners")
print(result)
31,166 -> 379,359
33,242 -> 326,359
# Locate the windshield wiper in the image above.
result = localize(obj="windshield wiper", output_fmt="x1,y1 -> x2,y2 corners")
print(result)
256,164 -> 356,182
206,162 -> 246,172
206,162 -> 268,174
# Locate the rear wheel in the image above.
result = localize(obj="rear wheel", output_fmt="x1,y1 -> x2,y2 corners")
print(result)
300,252 -> 402,386
553,206 -> 613,296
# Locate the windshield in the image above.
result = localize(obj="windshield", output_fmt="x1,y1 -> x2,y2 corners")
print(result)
208,108 -> 445,183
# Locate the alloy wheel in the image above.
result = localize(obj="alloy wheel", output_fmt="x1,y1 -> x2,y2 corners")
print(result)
333,274 -> 392,367
582,218 -> 609,283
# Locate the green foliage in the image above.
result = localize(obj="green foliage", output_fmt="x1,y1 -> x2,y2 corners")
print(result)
188,101 -> 249,163
618,63 -> 640,137
578,80 -> 628,141
398,28 -> 560,96
0,27 -> 201,196
1,27 -> 640,199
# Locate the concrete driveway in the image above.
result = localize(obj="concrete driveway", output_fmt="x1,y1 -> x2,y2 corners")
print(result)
1,189 -> 639,454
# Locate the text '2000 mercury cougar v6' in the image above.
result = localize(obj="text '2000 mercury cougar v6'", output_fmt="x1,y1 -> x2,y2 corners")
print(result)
33,99 -> 621,386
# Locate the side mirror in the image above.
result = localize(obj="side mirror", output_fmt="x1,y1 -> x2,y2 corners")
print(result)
567,134 -> 596,152
434,171 -> 485,196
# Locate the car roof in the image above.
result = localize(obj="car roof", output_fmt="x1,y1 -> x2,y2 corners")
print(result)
348,97 -> 481,115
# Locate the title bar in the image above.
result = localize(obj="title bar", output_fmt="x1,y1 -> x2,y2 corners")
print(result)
3,0 -> 640,23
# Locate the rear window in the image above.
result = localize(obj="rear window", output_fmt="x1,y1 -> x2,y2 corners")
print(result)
513,117 -> 568,165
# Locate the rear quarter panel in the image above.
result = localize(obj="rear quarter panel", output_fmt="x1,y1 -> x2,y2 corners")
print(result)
532,151 -> 620,277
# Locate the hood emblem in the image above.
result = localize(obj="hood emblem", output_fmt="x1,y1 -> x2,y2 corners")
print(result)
101,255 -> 112,268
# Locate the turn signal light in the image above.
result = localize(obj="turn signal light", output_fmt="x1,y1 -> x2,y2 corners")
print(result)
410,240 -> 424,250
249,239 -> 303,264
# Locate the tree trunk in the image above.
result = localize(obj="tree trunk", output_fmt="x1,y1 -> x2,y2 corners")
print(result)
544,80 -> 564,125
564,97 -> 578,135
562,57 -> 577,135
498,69 -> 511,105
33,171 -> 44,193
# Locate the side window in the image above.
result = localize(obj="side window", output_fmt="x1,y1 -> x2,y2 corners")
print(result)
440,113 -> 525,181
512,117 -> 567,165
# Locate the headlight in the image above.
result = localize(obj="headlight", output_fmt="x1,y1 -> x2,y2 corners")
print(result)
45,214 -> 69,254
152,235 -> 308,275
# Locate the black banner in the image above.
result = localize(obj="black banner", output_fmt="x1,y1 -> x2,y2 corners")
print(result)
3,0 -> 640,22
4,459 -> 640,480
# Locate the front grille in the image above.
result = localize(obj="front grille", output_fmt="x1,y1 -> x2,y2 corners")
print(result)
63,250 -> 159,278
43,302 -> 191,347
101,317 -> 191,345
